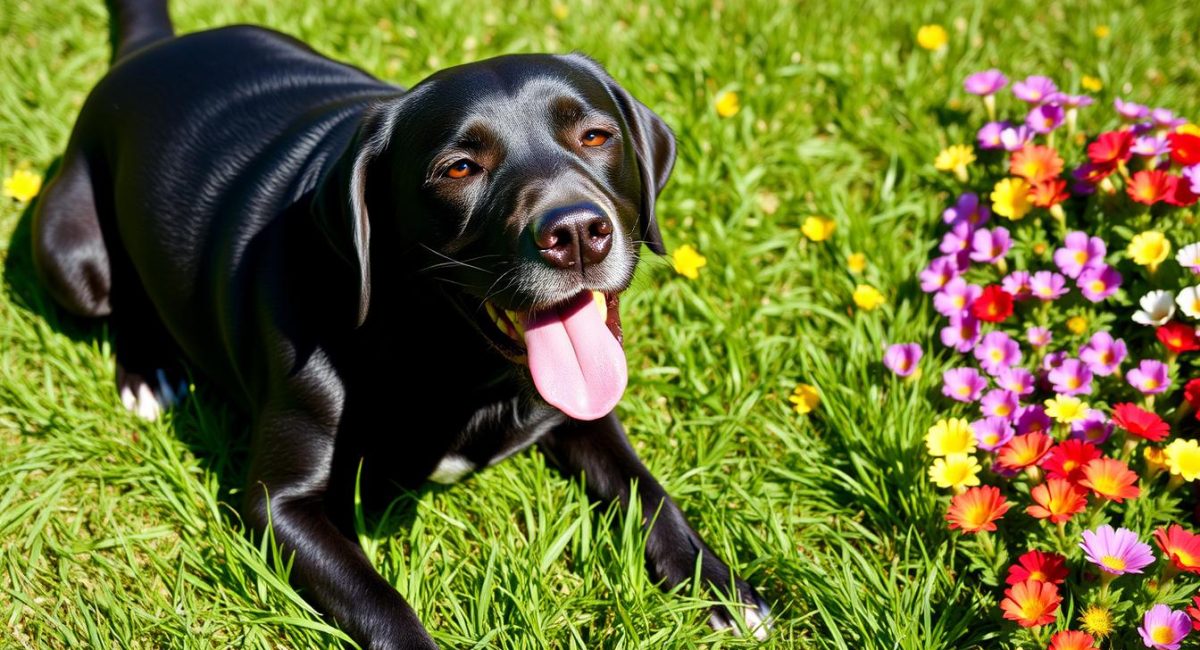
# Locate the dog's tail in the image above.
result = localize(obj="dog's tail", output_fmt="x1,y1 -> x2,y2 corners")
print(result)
108,0 -> 174,63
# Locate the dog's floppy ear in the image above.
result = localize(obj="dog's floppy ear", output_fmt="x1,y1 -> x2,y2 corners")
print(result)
572,56 -> 676,255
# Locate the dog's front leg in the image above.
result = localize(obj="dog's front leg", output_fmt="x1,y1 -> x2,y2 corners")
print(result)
243,402 -> 438,650
538,412 -> 770,639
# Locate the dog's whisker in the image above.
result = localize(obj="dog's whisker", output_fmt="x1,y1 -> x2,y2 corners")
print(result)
417,243 -> 496,274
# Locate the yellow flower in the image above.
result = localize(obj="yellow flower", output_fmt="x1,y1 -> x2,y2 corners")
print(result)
789,383 -> 820,415
1093,25 -> 1111,39
926,418 -> 975,457
852,284 -> 885,310
928,453 -> 982,491
1080,605 -> 1114,639
1178,124 -> 1200,137
1081,75 -> 1103,92
670,244 -> 707,279
1044,395 -> 1088,424
551,2 -> 569,19
916,24 -> 948,51
715,90 -> 740,118
934,145 -> 975,183
801,216 -> 836,242
990,177 -> 1032,221
847,252 -> 867,273
1066,315 -> 1088,335
1165,439 -> 1200,482
3,169 -> 42,203
1127,231 -> 1171,272
1145,445 -> 1168,474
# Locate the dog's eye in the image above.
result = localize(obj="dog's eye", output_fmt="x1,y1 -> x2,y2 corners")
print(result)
581,130 -> 610,147
446,159 -> 480,179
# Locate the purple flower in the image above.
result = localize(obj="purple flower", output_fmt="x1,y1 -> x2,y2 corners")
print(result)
939,220 -> 973,256
996,367 -> 1035,396
1026,326 -> 1052,348
1080,525 -> 1155,575
1131,135 -> 1170,157
964,69 -> 1008,96
977,121 -> 1009,150
919,256 -> 960,293
980,388 -> 1019,418
1055,93 -> 1094,109
1042,350 -> 1068,372
934,277 -> 981,317
1139,604 -> 1191,650
942,192 -> 990,228
974,331 -> 1021,375
999,125 -> 1033,151
969,227 -> 1011,264
943,367 -> 988,403
1026,103 -> 1064,134
1012,75 -> 1057,105
1127,359 -> 1170,395
1002,271 -> 1033,300
972,416 -> 1014,451
1150,108 -> 1187,130
883,343 -> 922,377
1014,404 -> 1051,435
1077,265 -> 1121,303
1079,331 -> 1126,376
1184,164 -> 1200,195
1070,409 -> 1112,444
1115,98 -> 1150,121
1048,358 -> 1093,395
939,313 -> 980,352
1029,270 -> 1068,301
1053,231 -> 1107,279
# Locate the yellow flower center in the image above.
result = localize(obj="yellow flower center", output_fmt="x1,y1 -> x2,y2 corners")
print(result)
990,349 -> 1004,362
1074,251 -> 1088,265
1174,549 -> 1198,568
1100,555 -> 1126,571
1028,570 -> 1047,582
1089,280 -> 1106,293
1067,377 -> 1081,389
956,385 -> 971,397
984,433 -> 999,446
1143,379 -> 1160,390
1152,625 -> 1176,644
994,403 -> 1012,417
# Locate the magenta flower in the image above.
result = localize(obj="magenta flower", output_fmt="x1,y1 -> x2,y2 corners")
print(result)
964,69 -> 1007,96
1070,409 -> 1112,444
977,121 -> 1009,150
1077,265 -> 1122,303
1139,604 -> 1191,650
1042,350 -> 1068,372
969,227 -> 1011,264
1080,525 -> 1155,575
919,256 -> 960,293
1053,231 -> 1107,278
975,331 -> 1021,375
1055,93 -> 1094,109
1029,271 -> 1068,301
1012,75 -> 1057,105
1132,135 -> 1170,157
999,125 -> 1033,151
939,220 -> 972,254
996,367 -> 1035,396
939,313 -> 981,352
972,416 -> 1014,451
1026,103 -> 1064,134
1127,359 -> 1171,395
942,192 -> 990,228
934,277 -> 981,317
1184,165 -> 1200,195
1115,98 -> 1149,121
1026,326 -> 1052,348
1001,271 -> 1032,300
1014,404 -> 1052,435
1079,331 -> 1126,376
1151,108 -> 1187,130
1048,358 -> 1093,395
943,367 -> 988,403
883,343 -> 922,377
980,388 -> 1019,418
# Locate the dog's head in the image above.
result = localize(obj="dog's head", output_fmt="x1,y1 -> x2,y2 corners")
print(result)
324,53 -> 675,420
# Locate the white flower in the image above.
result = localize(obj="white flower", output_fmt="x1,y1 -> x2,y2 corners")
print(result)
1132,290 -> 1175,326
1178,242 -> 1200,274
1179,286 -> 1200,319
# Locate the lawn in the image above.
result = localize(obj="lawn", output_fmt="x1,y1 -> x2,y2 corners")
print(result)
2,0 -> 1199,648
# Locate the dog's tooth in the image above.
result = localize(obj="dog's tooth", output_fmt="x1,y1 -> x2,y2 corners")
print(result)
485,302 -> 505,331
591,290 -> 607,321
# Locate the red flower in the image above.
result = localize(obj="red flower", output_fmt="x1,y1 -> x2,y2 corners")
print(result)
1112,402 -> 1169,441
1074,161 -> 1116,184
1027,478 -> 1088,523
1127,169 -> 1174,205
1005,549 -> 1068,585
1169,132 -> 1200,166
1000,579 -> 1061,628
1158,321 -> 1200,354
1154,525 -> 1200,574
1188,595 -> 1200,631
1043,439 -> 1101,484
969,285 -> 1013,323
1087,130 -> 1133,165
1049,630 -> 1098,650
1030,178 -> 1070,208
1186,378 -> 1200,420
1166,173 -> 1200,207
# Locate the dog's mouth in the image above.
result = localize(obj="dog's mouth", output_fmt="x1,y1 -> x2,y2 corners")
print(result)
476,290 -> 626,421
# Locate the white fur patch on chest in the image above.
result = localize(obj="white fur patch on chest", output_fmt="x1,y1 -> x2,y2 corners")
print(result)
427,454 -> 477,484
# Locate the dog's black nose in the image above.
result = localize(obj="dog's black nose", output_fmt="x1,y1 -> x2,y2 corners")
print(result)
533,206 -> 613,270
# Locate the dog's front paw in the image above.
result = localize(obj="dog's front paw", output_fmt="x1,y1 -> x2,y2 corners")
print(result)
117,365 -> 189,421
708,579 -> 772,641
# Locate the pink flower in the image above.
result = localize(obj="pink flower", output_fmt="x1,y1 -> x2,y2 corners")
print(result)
1077,265 -> 1121,303
1070,409 -> 1113,444
883,343 -> 922,377
1139,604 -> 1191,650
942,192 -> 990,228
996,367 -> 1035,396
1048,359 -> 1094,396
1015,405 -> 1052,435
1026,326 -> 1053,348
1013,75 -> 1058,105
940,221 -> 973,255
1029,270 -> 1068,301
919,256 -> 960,293
1026,103 -> 1064,134
973,416 -> 1015,451
1053,231 -> 1107,279
1079,332 -> 1126,376
975,331 -> 1021,375
1127,359 -> 1171,395
964,69 -> 1008,96
981,389 -> 1020,418
939,313 -> 981,352
944,367 -> 988,403
970,227 -> 1011,264
1002,271 -> 1033,300
1115,98 -> 1149,121
934,277 -> 982,317
977,121 -> 1009,150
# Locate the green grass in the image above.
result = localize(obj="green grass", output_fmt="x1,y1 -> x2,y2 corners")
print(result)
2,0 -> 1199,648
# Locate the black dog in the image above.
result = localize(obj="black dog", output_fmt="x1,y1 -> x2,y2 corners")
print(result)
31,1 -> 769,646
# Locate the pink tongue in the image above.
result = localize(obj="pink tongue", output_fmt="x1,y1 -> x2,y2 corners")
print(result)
523,293 -> 627,420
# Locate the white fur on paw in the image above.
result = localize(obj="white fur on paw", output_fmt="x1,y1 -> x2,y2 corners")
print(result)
118,371 -> 176,421
710,602 -> 772,641
428,455 -> 476,484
